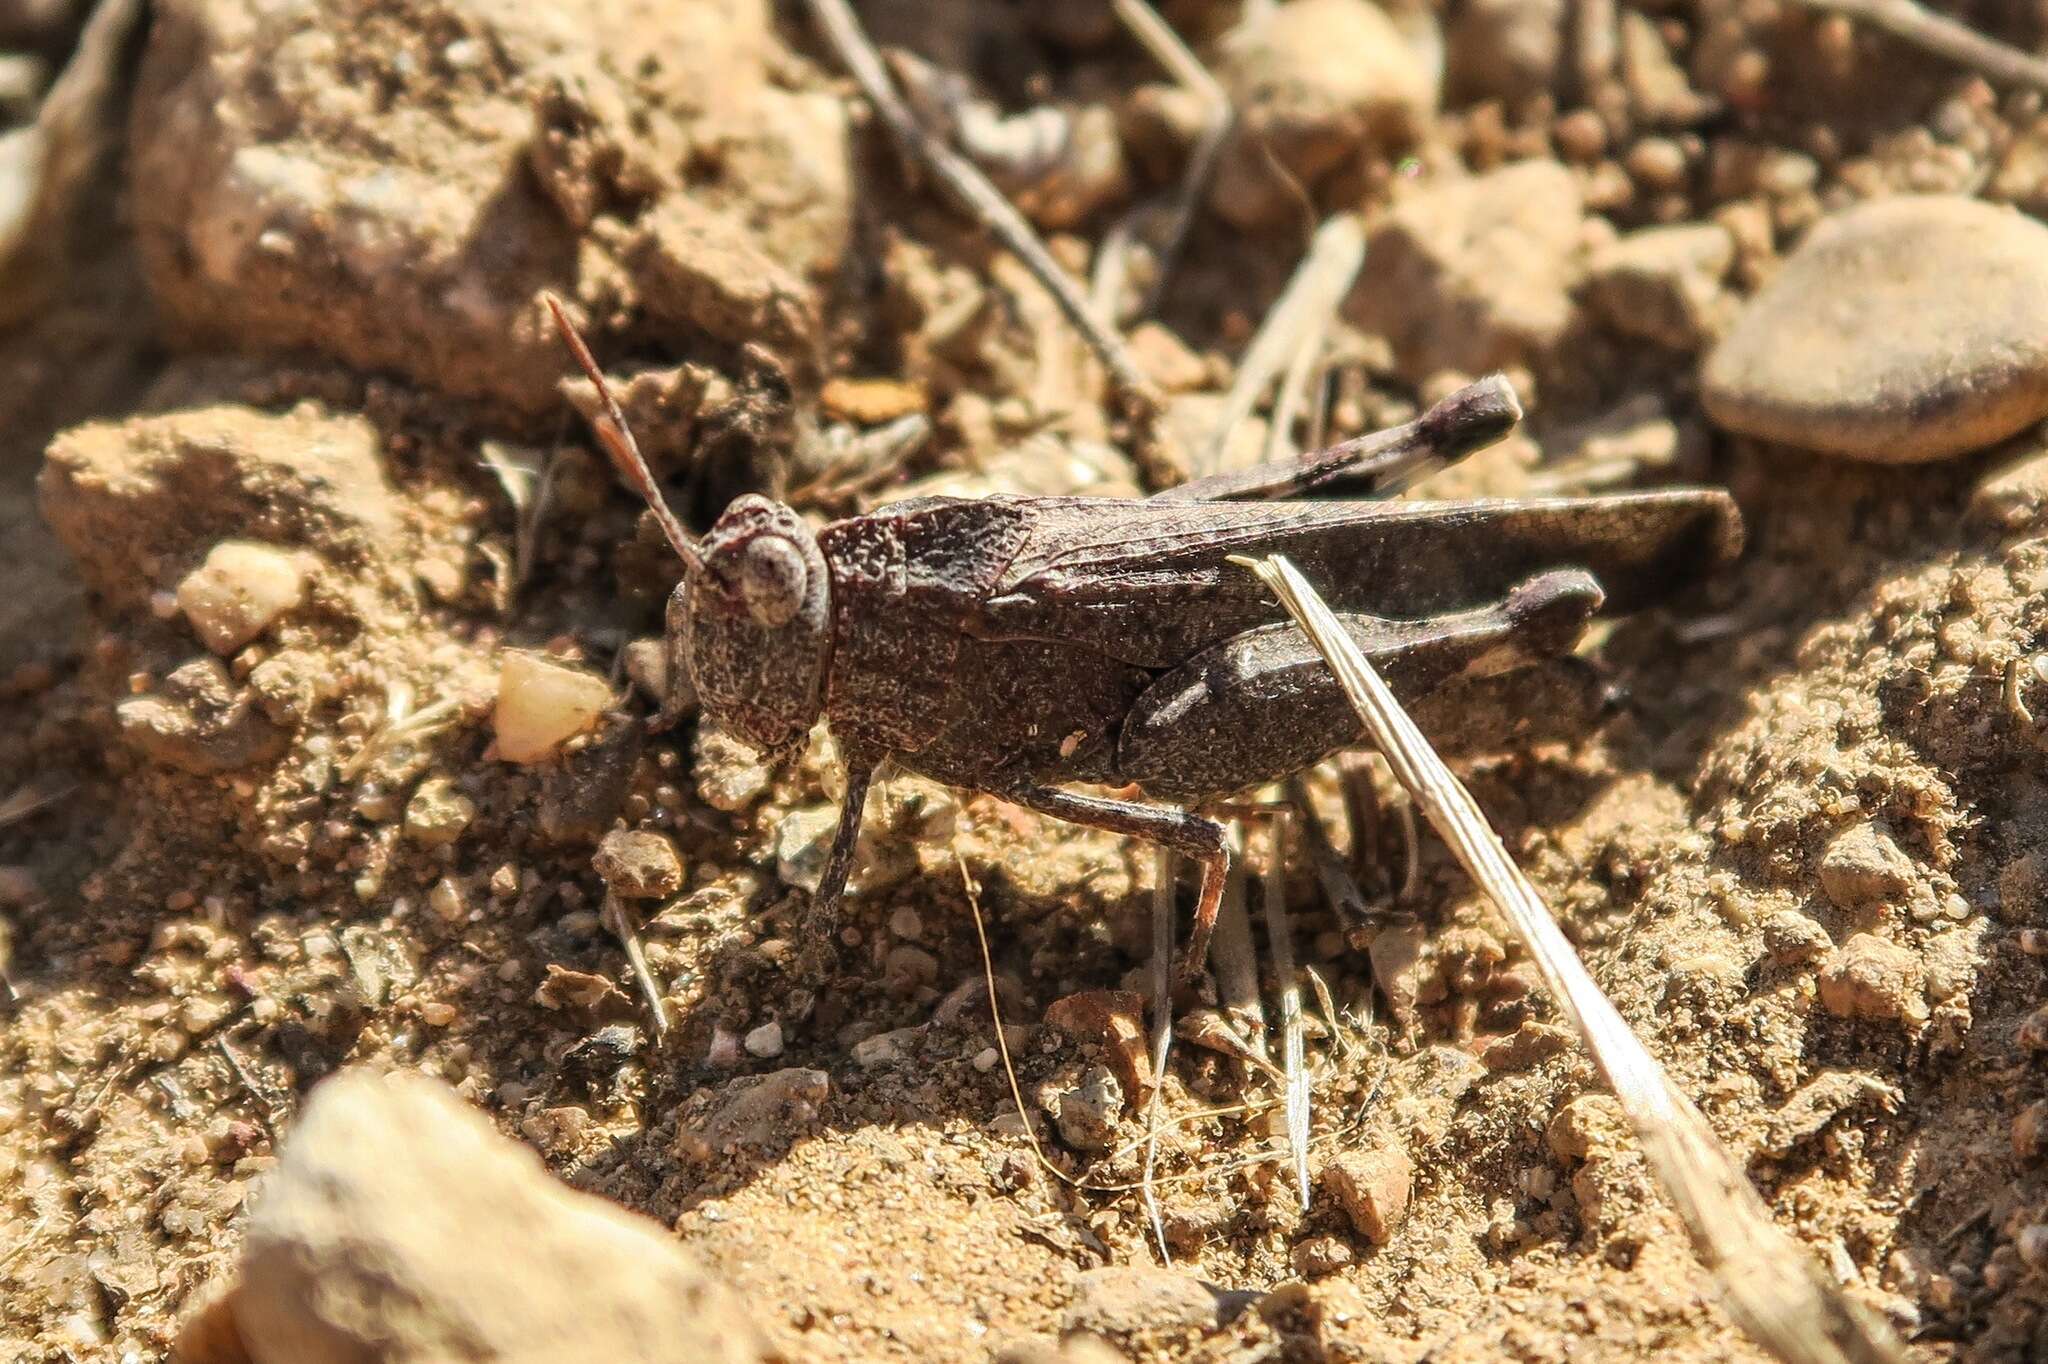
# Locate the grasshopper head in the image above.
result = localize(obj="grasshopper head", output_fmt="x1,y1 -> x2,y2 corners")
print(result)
678,495 -> 831,759
544,295 -> 829,760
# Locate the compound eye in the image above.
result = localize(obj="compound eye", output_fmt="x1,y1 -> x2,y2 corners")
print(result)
737,536 -> 807,627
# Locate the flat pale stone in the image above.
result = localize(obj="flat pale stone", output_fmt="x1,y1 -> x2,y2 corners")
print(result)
1703,195 -> 2048,462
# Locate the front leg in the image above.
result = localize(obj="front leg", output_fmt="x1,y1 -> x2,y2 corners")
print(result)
996,783 -> 1229,984
797,747 -> 882,983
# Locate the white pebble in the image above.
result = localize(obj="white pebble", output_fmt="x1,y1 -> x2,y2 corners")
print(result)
177,541 -> 306,655
492,653 -> 613,764
743,1021 -> 785,1058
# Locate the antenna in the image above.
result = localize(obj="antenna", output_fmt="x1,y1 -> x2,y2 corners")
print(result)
542,293 -> 700,572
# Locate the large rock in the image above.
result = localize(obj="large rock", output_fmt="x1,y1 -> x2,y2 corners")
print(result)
128,0 -> 849,415
1703,195 -> 2048,463
40,402 -> 402,612
190,1067 -> 782,1364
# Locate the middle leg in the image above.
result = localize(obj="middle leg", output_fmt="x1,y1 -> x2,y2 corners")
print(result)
995,782 -> 1229,983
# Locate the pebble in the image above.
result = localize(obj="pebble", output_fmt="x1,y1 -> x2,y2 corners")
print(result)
674,1067 -> 830,1163
1761,910 -> 1833,967
1817,821 -> 1916,911
1584,223 -> 1734,352
1703,195 -> 2048,462
1320,1146 -> 1415,1245
2014,1100 -> 2048,1163
1817,934 -> 1928,1025
591,830 -> 684,900
1062,1266 -> 1226,1344
1048,1066 -> 1123,1152
852,1027 -> 921,1068
694,727 -> 773,811
403,776 -> 474,847
742,1020 -> 784,1059
176,541 -> 306,656
1208,0 -> 1434,230
206,1068 -> 778,1364
492,652 -> 612,764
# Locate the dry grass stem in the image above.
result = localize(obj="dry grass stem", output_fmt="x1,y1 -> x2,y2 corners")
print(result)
1142,844 -> 1177,1263
1235,552 -> 1903,1364
1111,0 -> 1232,318
1210,821 -> 1266,1050
805,0 -> 1160,418
1260,810 -> 1312,1210
1791,0 -> 2048,96
1204,213 -> 1365,475
600,892 -> 669,1044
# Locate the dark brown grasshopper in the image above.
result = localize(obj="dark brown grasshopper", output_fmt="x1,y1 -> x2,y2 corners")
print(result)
544,297 -> 1741,979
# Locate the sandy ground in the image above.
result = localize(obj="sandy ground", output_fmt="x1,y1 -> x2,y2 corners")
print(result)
8,1 -> 2048,1360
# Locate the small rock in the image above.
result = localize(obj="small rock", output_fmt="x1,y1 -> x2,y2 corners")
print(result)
1209,0 -> 1435,229
118,657 -> 287,776
1703,196 -> 2048,462
882,944 -> 939,995
1062,1266 -> 1225,1343
1546,1094 -> 1627,1162
1320,1146 -> 1414,1245
534,965 -> 628,1018
224,1068 -> 777,1363
776,806 -> 842,893
743,1020 -> 784,1059
851,1027 -> 921,1068
404,777 -> 475,848
694,726 -> 773,811
1817,934 -> 1928,1025
176,541 -> 306,655
1818,822 -> 1916,911
1584,223 -> 1734,351
1044,990 -> 1152,1103
1049,1066 -> 1124,1152
2014,1100 -> 2048,1163
1350,160 -> 1586,384
1368,922 -> 1434,1033
1761,910 -> 1833,967
675,1067 -> 830,1163
592,830 -> 684,900
1290,1234 -> 1356,1277
493,653 -> 612,765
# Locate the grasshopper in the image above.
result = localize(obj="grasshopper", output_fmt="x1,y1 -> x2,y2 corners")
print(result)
544,297 -> 1741,979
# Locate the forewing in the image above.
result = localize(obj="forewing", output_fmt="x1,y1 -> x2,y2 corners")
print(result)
970,490 -> 1740,667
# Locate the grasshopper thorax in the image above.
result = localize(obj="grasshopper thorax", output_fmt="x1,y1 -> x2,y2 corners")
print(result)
678,494 -> 832,759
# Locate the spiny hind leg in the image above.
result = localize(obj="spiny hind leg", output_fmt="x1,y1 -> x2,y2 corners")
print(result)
994,783 -> 1228,984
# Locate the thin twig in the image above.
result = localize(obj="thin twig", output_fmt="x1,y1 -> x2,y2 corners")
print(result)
1260,809 -> 1311,1211
601,893 -> 670,1044
1263,325 -> 1329,466
1236,553 -> 1903,1364
1203,214 -> 1366,476
1142,845 -> 1176,1264
1113,0 -> 1233,319
1791,0 -> 2048,96
1210,821 -> 1266,1055
805,0 -> 1161,418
